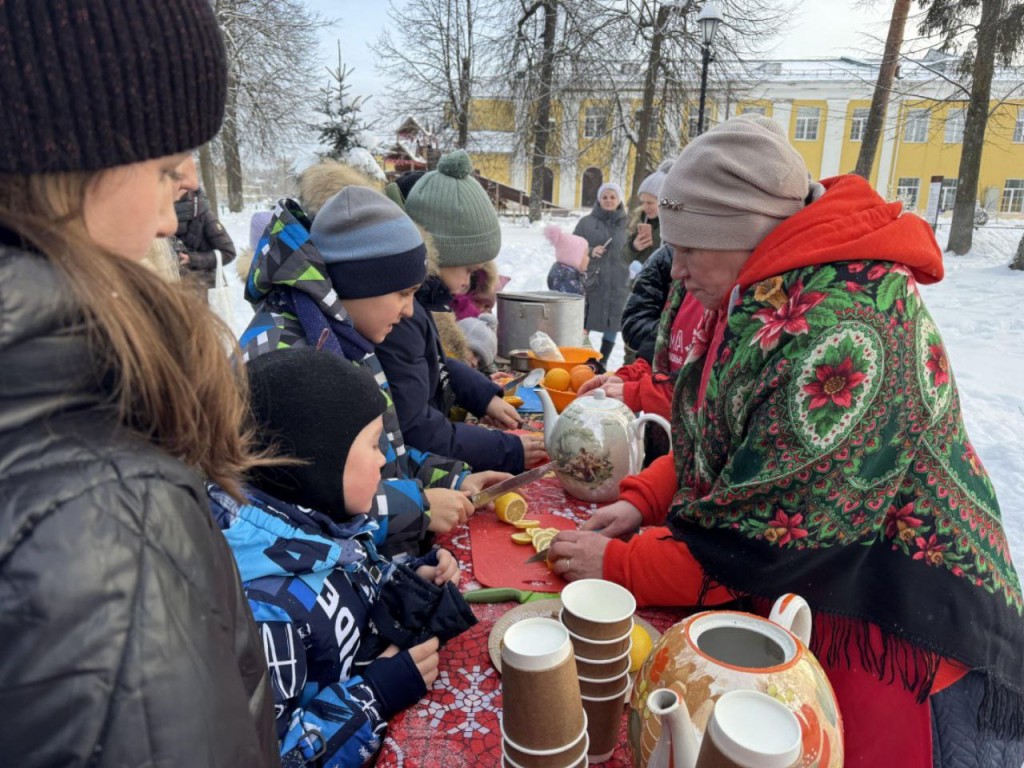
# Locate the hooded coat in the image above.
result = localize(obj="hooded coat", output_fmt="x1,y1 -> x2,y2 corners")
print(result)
608,176 -> 1024,767
574,201 -> 629,332
0,239 -> 278,767
376,275 -> 525,473
174,188 -> 236,287
239,199 -> 470,559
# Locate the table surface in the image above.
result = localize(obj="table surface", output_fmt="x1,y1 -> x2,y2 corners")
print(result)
376,475 -> 685,768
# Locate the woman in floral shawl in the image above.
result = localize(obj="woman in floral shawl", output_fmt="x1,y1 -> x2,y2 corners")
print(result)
547,115 -> 1024,767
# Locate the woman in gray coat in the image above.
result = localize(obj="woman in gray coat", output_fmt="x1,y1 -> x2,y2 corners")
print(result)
573,183 -> 629,361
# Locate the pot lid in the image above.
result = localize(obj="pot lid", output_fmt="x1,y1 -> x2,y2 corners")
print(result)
498,290 -> 583,302
579,389 -> 628,411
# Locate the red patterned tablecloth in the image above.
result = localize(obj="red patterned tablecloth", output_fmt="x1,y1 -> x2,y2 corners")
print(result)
376,476 -> 685,768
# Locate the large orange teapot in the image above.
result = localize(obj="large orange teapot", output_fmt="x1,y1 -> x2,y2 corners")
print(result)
629,594 -> 843,768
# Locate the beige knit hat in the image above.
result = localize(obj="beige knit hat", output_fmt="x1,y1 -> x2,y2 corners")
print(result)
659,114 -> 810,250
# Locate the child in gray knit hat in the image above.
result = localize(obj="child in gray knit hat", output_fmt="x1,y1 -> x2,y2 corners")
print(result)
457,314 -> 499,372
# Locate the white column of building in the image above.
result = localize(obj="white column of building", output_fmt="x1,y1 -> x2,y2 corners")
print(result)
558,98 -> 580,209
820,99 -> 849,177
770,100 -> 793,136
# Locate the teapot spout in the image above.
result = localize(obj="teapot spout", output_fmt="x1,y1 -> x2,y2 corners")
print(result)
535,385 -> 559,454
647,688 -> 700,768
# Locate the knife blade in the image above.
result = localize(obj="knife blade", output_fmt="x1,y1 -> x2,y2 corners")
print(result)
469,461 -> 556,508
525,547 -> 551,564
502,373 -> 527,394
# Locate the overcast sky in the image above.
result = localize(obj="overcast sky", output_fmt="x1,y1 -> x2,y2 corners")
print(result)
310,0 -> 899,124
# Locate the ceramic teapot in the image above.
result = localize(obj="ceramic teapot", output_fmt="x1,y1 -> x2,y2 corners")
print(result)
629,595 -> 843,768
537,388 -> 671,503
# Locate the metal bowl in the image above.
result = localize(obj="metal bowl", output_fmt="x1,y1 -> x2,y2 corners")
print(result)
509,349 -> 532,372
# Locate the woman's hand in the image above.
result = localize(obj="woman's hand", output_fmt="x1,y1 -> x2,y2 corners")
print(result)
633,231 -> 653,251
408,636 -> 440,688
484,395 -> 523,429
415,548 -> 461,586
424,488 -> 474,533
581,501 -> 643,538
576,374 -> 617,397
592,245 -> 606,258
460,471 -> 512,497
546,530 -> 611,581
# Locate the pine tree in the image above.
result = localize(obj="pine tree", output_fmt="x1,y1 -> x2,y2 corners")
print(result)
314,42 -> 374,161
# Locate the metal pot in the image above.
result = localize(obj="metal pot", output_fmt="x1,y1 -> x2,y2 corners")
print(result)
496,290 -> 585,358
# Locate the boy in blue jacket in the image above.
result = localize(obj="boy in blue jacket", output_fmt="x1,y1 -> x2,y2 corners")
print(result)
240,186 -> 511,559
209,348 -> 476,767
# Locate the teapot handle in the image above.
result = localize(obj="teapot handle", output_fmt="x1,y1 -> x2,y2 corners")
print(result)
769,593 -> 812,646
628,413 -> 673,474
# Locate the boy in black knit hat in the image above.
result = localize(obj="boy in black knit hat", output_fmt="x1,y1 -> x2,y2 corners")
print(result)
208,348 -> 475,766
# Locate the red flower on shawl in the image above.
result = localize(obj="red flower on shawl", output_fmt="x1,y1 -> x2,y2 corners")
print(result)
868,264 -> 889,281
684,312 -> 715,365
926,344 -> 950,387
884,502 -> 923,541
802,357 -> 868,410
913,534 -> 946,566
751,282 -> 827,352
962,443 -> 983,476
763,510 -> 808,546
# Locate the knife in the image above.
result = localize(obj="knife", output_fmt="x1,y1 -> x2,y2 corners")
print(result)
469,461 -> 556,508
524,547 -> 551,564
502,373 -> 527,394
462,587 -> 558,603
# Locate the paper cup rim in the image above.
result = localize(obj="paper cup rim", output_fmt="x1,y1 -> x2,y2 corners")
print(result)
501,710 -> 589,755
562,611 -> 633,644
502,617 -> 572,671
503,732 -> 590,768
580,676 -> 631,702
573,638 -> 633,665
561,579 -> 636,624
577,669 -> 630,686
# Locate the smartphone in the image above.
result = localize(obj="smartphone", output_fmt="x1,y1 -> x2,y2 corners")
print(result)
638,223 -> 652,239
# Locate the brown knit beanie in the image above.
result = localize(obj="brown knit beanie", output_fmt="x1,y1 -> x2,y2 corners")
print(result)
0,0 -> 227,174
659,114 -> 810,250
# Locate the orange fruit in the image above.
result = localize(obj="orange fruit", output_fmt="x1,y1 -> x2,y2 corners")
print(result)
544,368 -> 572,392
570,365 -> 596,392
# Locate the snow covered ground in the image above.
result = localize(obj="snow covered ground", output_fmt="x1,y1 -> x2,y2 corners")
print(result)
222,209 -> 1024,565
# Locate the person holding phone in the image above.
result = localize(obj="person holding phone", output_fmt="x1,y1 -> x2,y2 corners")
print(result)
574,183 -> 629,362
627,160 -> 673,266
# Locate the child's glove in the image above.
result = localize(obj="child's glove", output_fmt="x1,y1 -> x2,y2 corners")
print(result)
362,649 -> 428,719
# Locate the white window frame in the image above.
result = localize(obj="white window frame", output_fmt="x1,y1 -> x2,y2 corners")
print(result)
896,177 -> 921,210
939,178 -> 958,212
794,107 -> 820,141
849,108 -> 870,141
583,107 -> 608,139
1014,108 -> 1024,143
944,108 -> 965,143
740,105 -> 766,116
1001,179 -> 1024,213
903,109 -> 929,143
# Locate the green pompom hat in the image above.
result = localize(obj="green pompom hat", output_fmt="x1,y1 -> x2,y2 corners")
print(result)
404,150 -> 502,266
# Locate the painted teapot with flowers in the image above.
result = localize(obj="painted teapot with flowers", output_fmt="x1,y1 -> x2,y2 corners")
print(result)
537,388 -> 671,502
629,594 -> 843,768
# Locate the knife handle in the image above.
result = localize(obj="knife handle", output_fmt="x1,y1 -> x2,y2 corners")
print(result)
463,587 -> 522,603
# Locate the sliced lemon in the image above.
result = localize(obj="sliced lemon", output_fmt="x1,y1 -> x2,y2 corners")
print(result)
532,534 -> 556,552
494,493 -> 527,523
510,532 -> 535,544
513,519 -> 541,529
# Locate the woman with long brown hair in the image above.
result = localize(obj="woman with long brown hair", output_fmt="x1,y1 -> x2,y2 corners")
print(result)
0,1 -> 278,765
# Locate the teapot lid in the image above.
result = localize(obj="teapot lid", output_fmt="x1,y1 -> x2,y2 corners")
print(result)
585,389 -> 627,410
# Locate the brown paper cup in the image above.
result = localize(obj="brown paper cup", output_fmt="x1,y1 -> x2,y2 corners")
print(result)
574,649 -> 630,679
560,579 -> 635,640
501,618 -> 585,751
503,723 -> 589,768
504,751 -> 588,768
579,670 -> 630,698
565,621 -> 631,660
581,678 -> 631,762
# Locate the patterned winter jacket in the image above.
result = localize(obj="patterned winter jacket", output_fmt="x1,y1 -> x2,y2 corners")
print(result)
239,199 -> 470,559
546,262 -> 586,296
207,486 -> 430,767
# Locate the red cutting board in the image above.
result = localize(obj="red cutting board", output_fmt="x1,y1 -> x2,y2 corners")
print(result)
470,512 -> 577,592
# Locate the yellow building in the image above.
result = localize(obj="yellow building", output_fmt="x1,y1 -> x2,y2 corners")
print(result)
463,54 -> 1024,216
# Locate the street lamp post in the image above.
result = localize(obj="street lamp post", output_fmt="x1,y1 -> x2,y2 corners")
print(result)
696,1 -> 723,137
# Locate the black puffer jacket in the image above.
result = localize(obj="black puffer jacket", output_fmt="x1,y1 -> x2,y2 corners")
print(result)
175,188 -> 236,288
0,243 -> 279,767
621,244 -> 674,364
573,202 -> 629,332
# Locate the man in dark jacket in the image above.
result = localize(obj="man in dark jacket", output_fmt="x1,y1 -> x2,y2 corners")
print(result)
621,244 -> 674,364
174,158 -> 236,289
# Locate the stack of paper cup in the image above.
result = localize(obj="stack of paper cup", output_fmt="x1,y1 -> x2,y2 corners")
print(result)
501,617 -> 590,768
559,579 -> 636,763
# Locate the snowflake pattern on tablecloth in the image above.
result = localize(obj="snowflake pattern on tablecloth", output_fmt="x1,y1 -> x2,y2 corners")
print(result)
418,665 -> 500,737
